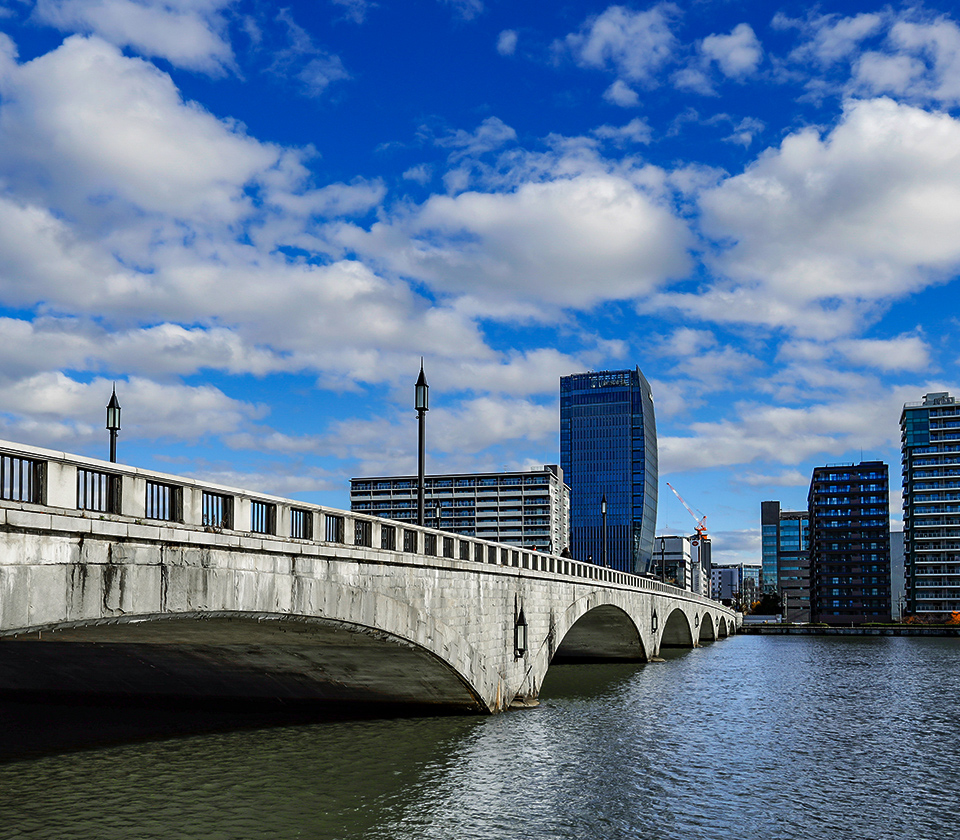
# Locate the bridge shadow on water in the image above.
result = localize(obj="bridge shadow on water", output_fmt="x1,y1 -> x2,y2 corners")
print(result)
0,693 -> 467,765
0,648 -> 701,764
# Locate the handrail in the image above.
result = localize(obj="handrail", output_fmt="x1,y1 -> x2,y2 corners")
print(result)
0,437 -> 730,613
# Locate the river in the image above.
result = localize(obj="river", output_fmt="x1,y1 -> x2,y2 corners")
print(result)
0,634 -> 957,839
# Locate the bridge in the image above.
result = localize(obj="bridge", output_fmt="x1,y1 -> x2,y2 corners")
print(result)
0,440 -> 739,713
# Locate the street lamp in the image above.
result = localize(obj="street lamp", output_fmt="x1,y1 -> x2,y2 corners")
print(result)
415,360 -> 429,526
106,385 -> 121,463
601,492 -> 608,568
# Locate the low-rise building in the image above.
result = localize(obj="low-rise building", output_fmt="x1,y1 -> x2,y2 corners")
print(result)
350,465 -> 570,554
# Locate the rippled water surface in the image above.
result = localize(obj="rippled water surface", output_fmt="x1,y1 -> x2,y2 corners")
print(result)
1,635 -> 959,839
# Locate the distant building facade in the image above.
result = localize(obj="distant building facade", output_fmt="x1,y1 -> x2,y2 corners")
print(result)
808,461 -> 891,624
652,534 -> 708,596
760,501 -> 811,620
350,465 -> 570,553
560,368 -> 658,574
901,392 -> 960,618
711,563 -> 760,607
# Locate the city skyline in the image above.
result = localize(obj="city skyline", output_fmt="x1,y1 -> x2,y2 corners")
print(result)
0,1 -> 958,565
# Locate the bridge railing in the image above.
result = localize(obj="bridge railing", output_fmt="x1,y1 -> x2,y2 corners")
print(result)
0,438 -> 716,605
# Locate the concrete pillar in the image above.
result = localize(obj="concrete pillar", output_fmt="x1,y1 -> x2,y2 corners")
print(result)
275,504 -> 291,538
45,461 -> 76,509
235,497 -> 252,533
122,475 -> 146,519
181,485 -> 202,527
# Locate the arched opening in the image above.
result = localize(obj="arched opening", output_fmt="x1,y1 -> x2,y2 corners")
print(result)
0,613 -> 486,711
660,607 -> 694,648
717,617 -> 729,638
698,614 -> 717,643
553,605 -> 646,662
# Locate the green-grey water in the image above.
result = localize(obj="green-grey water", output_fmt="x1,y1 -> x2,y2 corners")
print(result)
1,635 -> 958,839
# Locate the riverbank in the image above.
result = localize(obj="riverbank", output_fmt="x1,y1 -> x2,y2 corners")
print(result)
741,624 -> 960,636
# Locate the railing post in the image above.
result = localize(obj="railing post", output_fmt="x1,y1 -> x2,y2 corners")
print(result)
121,474 -> 146,519
45,461 -> 76,509
181,485 -> 202,528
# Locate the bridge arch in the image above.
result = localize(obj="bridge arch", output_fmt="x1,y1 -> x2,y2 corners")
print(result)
697,613 -> 717,643
2,610 -> 488,710
660,607 -> 694,648
553,603 -> 646,662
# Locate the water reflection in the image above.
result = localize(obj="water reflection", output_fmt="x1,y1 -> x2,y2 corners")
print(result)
1,637 -> 959,840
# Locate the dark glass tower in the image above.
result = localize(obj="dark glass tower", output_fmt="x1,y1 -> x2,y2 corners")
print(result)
560,368 -> 658,574
808,461 -> 891,624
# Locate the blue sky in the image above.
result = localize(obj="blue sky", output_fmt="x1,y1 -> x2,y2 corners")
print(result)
0,0 -> 958,563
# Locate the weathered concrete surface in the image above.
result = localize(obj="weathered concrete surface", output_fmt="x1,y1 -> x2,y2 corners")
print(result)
0,505 -> 739,713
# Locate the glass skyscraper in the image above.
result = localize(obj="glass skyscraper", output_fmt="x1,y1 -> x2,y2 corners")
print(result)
560,368 -> 658,574
760,501 -> 810,618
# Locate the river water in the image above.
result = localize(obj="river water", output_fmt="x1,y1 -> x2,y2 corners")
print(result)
1,634 -> 958,839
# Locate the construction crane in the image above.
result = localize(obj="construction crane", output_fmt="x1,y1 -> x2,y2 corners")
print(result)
666,482 -> 708,543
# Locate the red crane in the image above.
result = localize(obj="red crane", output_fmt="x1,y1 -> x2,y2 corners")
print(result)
666,482 -> 708,543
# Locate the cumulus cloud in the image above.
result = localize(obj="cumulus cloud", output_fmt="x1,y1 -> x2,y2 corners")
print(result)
701,23 -> 763,78
603,79 -> 640,106
853,17 -> 960,105
331,170 -> 693,310
0,35 -> 280,224
655,97 -> 960,338
780,11 -> 885,66
564,4 -> 678,83
33,0 -> 237,74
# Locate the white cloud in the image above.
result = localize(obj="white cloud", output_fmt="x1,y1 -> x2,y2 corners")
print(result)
603,79 -> 640,107
666,97 -> 960,337
854,18 -> 960,105
0,372 -> 262,447
331,171 -> 693,310
33,0 -> 236,74
0,35 -> 280,224
434,116 -> 517,159
497,29 -> 517,56
564,4 -> 678,83
701,23 -> 762,78
781,12 -> 885,66
741,470 -> 810,487
593,117 -> 652,145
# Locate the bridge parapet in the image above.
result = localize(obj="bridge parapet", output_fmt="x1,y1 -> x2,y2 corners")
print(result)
0,439 -> 701,597
0,438 -> 739,712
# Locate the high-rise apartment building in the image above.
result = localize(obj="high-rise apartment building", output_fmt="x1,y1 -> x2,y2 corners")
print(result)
901,392 -> 960,617
560,368 -> 657,574
760,501 -> 810,620
808,461 -> 891,625
350,465 -> 570,553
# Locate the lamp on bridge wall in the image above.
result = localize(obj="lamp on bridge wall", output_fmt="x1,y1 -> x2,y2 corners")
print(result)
601,492 -> 608,568
514,609 -> 528,659
106,385 -> 121,464
652,610 -> 658,632
415,360 -> 429,527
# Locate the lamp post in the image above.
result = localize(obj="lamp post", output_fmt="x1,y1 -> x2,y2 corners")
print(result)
415,360 -> 429,526
601,492 -> 608,567
106,385 -> 121,463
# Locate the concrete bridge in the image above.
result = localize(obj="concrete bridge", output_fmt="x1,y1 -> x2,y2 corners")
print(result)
0,440 -> 739,713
